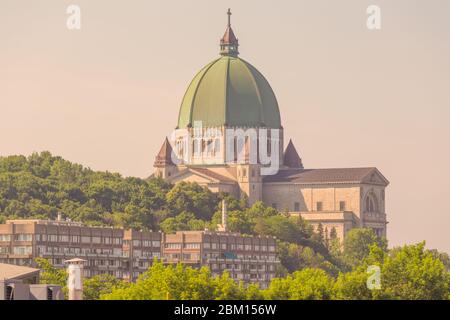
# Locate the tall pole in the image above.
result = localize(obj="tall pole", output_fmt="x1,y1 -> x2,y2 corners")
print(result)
222,199 -> 227,232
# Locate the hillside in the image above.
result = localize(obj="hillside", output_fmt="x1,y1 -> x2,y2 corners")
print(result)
0,151 -> 345,274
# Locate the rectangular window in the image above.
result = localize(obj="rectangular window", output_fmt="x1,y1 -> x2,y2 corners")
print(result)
339,201 -> 346,211
48,234 -> 58,242
81,236 -> 91,243
294,202 -> 300,211
13,246 -> 32,255
59,235 -> 69,242
92,237 -> 101,244
184,243 -> 200,249
71,235 -> 80,243
164,243 -> 181,249
133,240 -> 141,247
152,241 -> 160,247
0,247 -> 9,254
0,235 -> 11,242
316,202 -> 323,211
14,234 -> 32,241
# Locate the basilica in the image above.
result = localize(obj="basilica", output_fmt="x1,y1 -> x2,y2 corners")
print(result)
152,10 -> 389,243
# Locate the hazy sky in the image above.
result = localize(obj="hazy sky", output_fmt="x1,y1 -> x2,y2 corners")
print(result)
1,0 -> 449,252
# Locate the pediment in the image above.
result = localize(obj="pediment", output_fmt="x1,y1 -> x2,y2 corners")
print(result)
361,169 -> 389,186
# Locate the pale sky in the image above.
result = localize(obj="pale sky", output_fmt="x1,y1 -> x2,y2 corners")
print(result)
1,0 -> 449,252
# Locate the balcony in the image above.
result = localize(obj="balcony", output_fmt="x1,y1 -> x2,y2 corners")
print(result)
363,212 -> 387,222
293,211 -> 359,224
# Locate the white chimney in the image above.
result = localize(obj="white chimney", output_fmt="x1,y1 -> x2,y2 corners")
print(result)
217,199 -> 228,232
64,258 -> 86,300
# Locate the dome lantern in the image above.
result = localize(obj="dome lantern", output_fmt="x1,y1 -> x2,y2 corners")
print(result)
177,9 -> 281,130
220,9 -> 239,57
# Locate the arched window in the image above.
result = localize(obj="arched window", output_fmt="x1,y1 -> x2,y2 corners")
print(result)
364,193 -> 378,213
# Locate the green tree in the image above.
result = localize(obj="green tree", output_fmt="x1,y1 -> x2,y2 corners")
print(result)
166,182 -> 219,221
333,268 -> 374,300
83,273 -> 126,300
343,228 -> 387,267
35,258 -> 68,297
101,262 -> 259,300
377,242 -> 448,300
265,268 -> 334,300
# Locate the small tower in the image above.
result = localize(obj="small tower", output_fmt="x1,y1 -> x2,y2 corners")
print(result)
153,137 -> 178,179
236,138 -> 262,205
64,258 -> 86,300
220,9 -> 239,57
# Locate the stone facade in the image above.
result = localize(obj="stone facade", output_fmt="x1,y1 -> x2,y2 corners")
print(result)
152,12 -> 389,245
153,137 -> 389,245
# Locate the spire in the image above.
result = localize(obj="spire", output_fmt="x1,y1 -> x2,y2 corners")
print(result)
154,137 -> 176,167
220,8 -> 239,57
283,139 -> 304,168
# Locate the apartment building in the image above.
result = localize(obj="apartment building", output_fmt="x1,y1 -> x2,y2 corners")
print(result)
123,229 -> 162,281
162,230 -> 279,289
0,216 -> 280,288
0,219 -> 162,281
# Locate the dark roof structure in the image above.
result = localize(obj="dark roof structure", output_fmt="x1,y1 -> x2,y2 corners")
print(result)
263,167 -> 389,185
283,139 -> 303,168
154,138 -> 176,167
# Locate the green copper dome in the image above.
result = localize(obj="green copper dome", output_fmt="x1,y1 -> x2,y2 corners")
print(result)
177,56 -> 282,129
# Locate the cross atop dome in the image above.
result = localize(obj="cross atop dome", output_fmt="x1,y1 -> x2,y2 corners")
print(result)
220,8 -> 239,57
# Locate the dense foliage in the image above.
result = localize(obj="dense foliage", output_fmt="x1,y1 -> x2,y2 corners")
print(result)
0,152 -> 337,273
101,242 -> 450,300
2,153 -> 449,299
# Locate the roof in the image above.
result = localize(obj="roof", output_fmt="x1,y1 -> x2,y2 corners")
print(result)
0,263 -> 40,281
283,139 -> 303,168
64,258 -> 87,264
154,138 -> 176,167
177,56 -> 281,129
187,167 -> 236,183
221,25 -> 238,45
263,167 -> 389,185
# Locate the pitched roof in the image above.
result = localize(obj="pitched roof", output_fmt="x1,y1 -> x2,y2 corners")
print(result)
283,139 -> 303,168
0,263 -> 40,281
263,167 -> 389,185
221,26 -> 238,45
188,167 -> 236,183
154,138 -> 176,167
